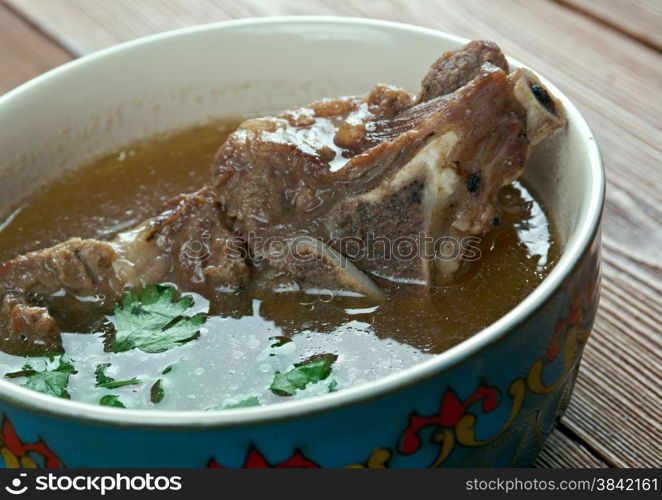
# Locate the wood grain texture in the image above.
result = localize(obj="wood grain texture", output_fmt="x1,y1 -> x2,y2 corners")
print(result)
0,2 -> 72,94
556,0 -> 662,51
3,0 -> 661,467
536,429 -> 609,468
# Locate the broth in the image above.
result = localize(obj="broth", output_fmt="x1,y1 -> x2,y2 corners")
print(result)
0,120 -> 559,410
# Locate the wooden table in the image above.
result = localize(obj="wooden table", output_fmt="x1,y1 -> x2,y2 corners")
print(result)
1,0 -> 660,468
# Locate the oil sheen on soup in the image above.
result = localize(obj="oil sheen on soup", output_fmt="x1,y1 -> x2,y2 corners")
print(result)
0,120 -> 559,410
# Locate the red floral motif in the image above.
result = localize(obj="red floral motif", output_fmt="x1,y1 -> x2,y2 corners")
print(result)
0,417 -> 61,468
208,446 -> 319,468
547,277 -> 598,361
400,383 -> 500,455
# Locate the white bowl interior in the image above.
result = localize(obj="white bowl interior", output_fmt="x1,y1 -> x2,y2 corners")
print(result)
0,18 -> 603,424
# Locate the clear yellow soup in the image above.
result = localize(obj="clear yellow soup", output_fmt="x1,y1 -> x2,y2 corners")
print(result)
0,120 -> 559,410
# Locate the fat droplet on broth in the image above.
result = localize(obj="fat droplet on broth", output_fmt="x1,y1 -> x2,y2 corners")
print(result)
258,363 -> 271,373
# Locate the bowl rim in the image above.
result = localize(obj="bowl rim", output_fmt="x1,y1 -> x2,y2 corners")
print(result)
0,15 -> 605,429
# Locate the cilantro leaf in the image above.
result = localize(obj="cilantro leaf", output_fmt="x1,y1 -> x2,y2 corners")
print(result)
270,355 -> 336,397
99,395 -> 126,408
5,357 -> 76,399
94,363 -> 140,389
110,285 -> 206,353
328,379 -> 338,392
150,379 -> 164,404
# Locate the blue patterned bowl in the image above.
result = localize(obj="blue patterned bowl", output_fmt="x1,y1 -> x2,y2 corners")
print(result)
0,17 -> 604,468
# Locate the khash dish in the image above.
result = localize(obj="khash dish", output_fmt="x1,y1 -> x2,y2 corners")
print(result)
0,41 -> 566,411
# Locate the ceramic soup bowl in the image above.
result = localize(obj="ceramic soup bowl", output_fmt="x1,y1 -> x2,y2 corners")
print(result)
0,17 -> 604,468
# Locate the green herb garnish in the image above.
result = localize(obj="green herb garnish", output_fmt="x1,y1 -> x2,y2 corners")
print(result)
328,379 -> 338,393
150,379 -> 164,404
270,355 -> 337,397
205,396 -> 260,411
94,363 -> 113,385
97,379 -> 140,389
94,363 -> 140,389
5,356 -> 76,399
269,336 -> 292,348
224,396 -> 260,409
99,394 -> 126,408
110,285 -> 206,353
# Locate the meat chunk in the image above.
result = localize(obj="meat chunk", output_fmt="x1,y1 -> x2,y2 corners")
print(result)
0,188 -> 249,355
418,39 -> 508,101
212,84 -> 417,233
326,65 -> 530,284
212,41 -> 565,290
132,187 -> 250,293
1,296 -> 62,355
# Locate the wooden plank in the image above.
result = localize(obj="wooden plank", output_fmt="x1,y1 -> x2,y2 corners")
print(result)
556,0 -> 662,51
536,429 -> 609,468
5,0 -> 661,467
0,1 -> 72,94
562,247 -> 662,468
5,0 -> 247,55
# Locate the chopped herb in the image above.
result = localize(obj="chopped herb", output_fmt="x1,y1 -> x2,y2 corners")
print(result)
205,396 -> 261,411
97,378 -> 140,390
94,363 -> 113,385
270,355 -> 337,397
150,379 -> 165,404
94,363 -> 140,389
328,379 -> 338,392
99,394 -> 126,408
161,359 -> 183,374
5,356 -> 76,399
223,396 -> 260,409
269,336 -> 292,348
110,284 -> 206,353
4,366 -> 35,379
